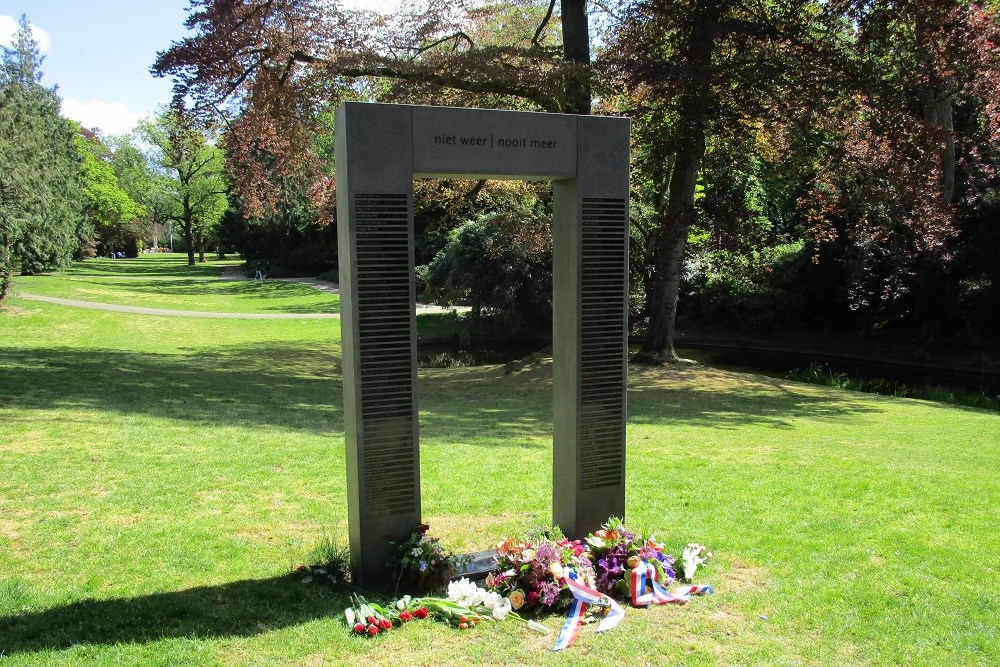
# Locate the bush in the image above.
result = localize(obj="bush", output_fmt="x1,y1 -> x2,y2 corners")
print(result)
285,240 -> 336,275
679,241 -> 853,331
420,207 -> 552,339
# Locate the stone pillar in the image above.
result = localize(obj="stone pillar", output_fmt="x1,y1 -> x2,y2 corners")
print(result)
552,115 -> 630,536
336,104 -> 420,583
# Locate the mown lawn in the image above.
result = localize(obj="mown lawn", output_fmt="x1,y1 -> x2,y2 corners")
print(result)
12,255 -> 340,314
0,260 -> 997,666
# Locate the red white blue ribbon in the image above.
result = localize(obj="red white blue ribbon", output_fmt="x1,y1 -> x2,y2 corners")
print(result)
552,568 -> 625,651
631,559 -> 715,606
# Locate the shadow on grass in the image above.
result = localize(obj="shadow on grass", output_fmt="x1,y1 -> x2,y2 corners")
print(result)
0,343 -> 882,442
21,277 -> 338,314
62,256 -> 231,278
0,343 -> 345,435
0,575 -> 346,655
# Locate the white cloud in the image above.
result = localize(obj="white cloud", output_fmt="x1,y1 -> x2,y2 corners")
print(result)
0,15 -> 51,53
61,98 -> 143,137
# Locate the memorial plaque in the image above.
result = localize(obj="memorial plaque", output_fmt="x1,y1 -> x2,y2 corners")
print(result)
336,103 -> 629,583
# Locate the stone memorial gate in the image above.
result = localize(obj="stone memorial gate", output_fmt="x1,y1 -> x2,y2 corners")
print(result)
335,102 -> 629,582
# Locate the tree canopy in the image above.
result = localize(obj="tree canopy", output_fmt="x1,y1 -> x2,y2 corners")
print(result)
139,108 -> 229,266
0,16 -> 82,303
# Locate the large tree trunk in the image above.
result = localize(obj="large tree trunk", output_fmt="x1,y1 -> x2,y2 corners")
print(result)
561,0 -> 591,114
634,128 -> 706,363
184,218 -> 196,266
921,76 -> 956,204
0,265 -> 12,306
915,15 -> 956,204
633,9 -> 714,364
0,241 -> 12,306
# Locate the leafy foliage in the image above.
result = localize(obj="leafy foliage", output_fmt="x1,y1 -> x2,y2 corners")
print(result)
139,108 -> 228,265
0,15 -> 82,301
72,125 -> 146,255
420,205 -> 553,338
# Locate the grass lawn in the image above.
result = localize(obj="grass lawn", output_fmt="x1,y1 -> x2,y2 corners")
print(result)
12,255 -> 340,314
0,259 -> 997,666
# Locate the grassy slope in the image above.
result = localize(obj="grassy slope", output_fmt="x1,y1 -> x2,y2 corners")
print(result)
12,256 -> 340,314
0,259 -> 997,666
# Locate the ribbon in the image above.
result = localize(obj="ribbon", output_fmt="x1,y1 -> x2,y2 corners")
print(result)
631,559 -> 716,606
552,568 -> 625,651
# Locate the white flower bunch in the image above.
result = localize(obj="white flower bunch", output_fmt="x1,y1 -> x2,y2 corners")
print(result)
681,543 -> 713,581
447,577 -> 512,621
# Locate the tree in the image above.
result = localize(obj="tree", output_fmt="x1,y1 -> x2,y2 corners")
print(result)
604,0 -> 849,362
152,0 -> 593,215
72,124 -> 147,255
108,133 -> 176,240
139,108 -> 228,265
0,16 -> 82,304
799,1 -> 1000,334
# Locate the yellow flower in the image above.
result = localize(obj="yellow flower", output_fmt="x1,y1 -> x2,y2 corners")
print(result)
509,590 -> 526,610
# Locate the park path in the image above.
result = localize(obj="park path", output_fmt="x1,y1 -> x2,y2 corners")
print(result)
15,266 -> 465,318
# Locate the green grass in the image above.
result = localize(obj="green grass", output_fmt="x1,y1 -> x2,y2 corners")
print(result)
12,255 -> 339,314
787,362 -> 1000,411
0,260 -> 998,666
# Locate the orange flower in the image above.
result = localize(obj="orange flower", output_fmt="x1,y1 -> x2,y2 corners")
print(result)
509,590 -> 526,610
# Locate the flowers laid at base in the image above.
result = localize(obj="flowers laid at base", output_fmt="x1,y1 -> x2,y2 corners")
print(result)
386,523 -> 464,593
343,518 -> 715,651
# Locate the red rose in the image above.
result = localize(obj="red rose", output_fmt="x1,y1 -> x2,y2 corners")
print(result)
458,622 -> 469,630
367,624 -> 379,636
366,616 -> 375,624
353,622 -> 365,634
399,611 -> 412,622
380,618 -> 392,630
527,590 -> 540,604
414,607 -> 429,619
459,615 -> 468,624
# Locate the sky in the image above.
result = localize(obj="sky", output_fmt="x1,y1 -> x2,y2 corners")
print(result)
0,0 -> 396,137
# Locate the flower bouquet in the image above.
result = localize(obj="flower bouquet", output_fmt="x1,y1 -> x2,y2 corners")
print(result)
385,578 -> 549,633
585,516 -> 677,598
388,523 -> 462,593
484,528 -> 594,614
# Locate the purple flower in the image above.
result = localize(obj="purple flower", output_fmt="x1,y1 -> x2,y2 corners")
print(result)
539,581 -> 561,606
596,571 -> 613,595
532,543 -> 560,579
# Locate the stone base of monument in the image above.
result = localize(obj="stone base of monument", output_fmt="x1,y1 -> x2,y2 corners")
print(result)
454,550 -> 498,581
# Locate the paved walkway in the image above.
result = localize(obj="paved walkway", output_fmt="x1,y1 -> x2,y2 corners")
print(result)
16,267 -> 467,319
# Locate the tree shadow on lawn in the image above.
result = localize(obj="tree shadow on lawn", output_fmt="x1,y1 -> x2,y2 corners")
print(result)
0,574 -> 347,656
0,343 -> 346,435
0,344 -> 882,441
0,344 -> 550,441
28,278 -> 338,314
419,361 -> 882,436
626,363 -> 883,429
61,256 -> 229,278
